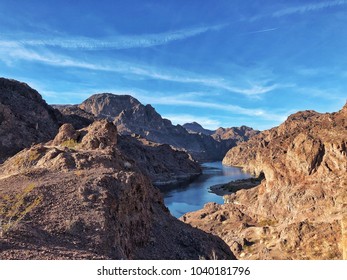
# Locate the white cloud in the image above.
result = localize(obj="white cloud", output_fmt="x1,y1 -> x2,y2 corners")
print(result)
273,0 -> 347,17
135,93 -> 287,122
0,41 -> 280,97
3,24 -> 227,50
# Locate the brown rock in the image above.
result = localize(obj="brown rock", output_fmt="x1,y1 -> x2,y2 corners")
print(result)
0,120 -> 234,260
0,78 -> 60,163
184,102 -> 347,259
79,94 -> 249,161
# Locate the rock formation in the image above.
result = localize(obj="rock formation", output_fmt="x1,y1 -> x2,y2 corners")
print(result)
53,105 -> 95,130
78,93 -> 239,161
183,122 -> 214,135
0,79 -> 202,187
0,78 -> 60,163
118,135 -> 201,186
0,120 -> 234,260
182,103 -> 347,259
211,126 -> 259,143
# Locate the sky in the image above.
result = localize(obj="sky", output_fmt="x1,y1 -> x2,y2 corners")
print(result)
0,0 -> 346,130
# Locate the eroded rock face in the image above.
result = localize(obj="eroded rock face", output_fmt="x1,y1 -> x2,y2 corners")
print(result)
183,103 -> 347,260
0,120 -> 234,260
0,78 -> 60,163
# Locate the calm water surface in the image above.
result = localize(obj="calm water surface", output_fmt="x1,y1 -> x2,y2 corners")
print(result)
161,162 -> 251,218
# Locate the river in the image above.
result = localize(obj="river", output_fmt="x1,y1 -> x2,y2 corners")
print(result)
161,162 -> 251,218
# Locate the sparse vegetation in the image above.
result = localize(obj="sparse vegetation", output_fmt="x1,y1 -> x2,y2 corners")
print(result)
28,149 -> 41,162
0,184 -> 42,237
258,219 -> 278,227
60,139 -> 78,149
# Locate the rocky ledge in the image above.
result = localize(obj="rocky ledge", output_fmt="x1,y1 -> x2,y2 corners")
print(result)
182,102 -> 347,260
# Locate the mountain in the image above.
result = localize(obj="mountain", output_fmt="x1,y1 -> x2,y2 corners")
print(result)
183,122 -> 259,143
77,93 -> 256,161
183,122 -> 214,135
1,79 -> 200,186
0,78 -> 60,163
52,104 -> 95,129
182,103 -> 347,260
211,126 -> 259,142
0,120 -> 234,259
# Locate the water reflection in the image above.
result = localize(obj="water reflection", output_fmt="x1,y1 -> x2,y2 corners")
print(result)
162,162 -> 251,218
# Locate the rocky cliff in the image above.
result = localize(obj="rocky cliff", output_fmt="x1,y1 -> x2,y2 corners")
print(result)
0,120 -> 234,260
118,135 -> 201,186
182,103 -> 347,259
78,94 -> 233,161
0,78 -> 60,163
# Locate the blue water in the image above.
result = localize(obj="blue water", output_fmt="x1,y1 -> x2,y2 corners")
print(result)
162,162 -> 251,218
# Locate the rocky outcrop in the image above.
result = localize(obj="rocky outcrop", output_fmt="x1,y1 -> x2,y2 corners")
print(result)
78,94 -> 235,161
183,122 -> 214,135
0,120 -> 234,260
118,135 -> 201,186
182,103 -> 347,259
0,78 -> 60,163
211,126 -> 259,142
53,105 -> 95,130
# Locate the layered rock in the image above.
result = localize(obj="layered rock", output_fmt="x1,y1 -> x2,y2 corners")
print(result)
0,78 -> 60,163
78,94 -> 234,161
182,103 -> 347,259
0,120 -> 234,260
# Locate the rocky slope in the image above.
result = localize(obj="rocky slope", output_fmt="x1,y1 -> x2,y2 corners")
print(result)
183,122 -> 259,143
183,122 -> 259,155
182,103 -> 347,259
211,126 -> 259,143
118,135 -> 201,186
0,79 -> 202,187
0,120 -> 234,260
78,94 -> 234,161
183,122 -> 214,135
0,78 -> 60,163
53,104 -> 95,130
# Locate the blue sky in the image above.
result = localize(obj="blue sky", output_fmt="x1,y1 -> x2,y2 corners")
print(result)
0,0 -> 346,130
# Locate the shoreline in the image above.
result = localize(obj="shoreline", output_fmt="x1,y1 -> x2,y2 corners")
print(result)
209,176 -> 263,196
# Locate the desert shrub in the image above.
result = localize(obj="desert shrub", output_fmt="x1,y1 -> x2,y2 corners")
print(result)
0,183 -> 42,237
60,139 -> 78,149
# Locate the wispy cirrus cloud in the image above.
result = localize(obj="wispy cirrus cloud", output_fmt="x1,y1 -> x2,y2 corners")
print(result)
273,0 -> 347,17
0,42 -> 280,97
134,92 -> 288,122
1,24 -> 227,50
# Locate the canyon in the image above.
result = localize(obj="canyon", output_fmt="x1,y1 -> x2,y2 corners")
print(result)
182,102 -> 347,259
1,77 -> 346,260
0,78 -> 234,259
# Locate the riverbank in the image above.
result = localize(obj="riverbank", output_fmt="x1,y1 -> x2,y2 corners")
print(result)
162,162 -> 251,217
209,175 -> 263,196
